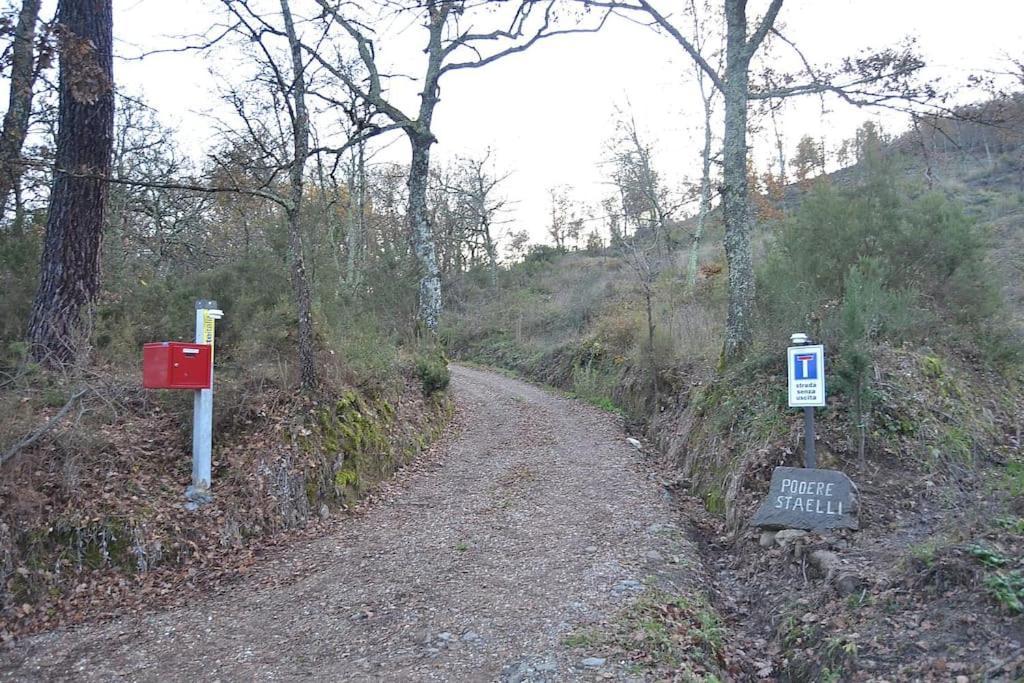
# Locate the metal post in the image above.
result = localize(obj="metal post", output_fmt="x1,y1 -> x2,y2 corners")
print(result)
804,406 -> 816,469
186,299 -> 220,505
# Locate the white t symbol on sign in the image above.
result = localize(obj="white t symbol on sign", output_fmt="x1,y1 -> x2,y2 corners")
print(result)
798,355 -> 812,379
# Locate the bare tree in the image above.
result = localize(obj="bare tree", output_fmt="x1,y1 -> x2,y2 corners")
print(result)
625,236 -> 659,405
307,0 -> 610,332
684,0 -> 719,289
606,107 -> 676,250
447,150 -> 511,291
584,0 -> 929,361
344,137 -> 367,290
0,0 -> 44,224
279,0 -> 317,389
27,0 -> 114,365
547,184 -> 583,251
202,0 -> 333,390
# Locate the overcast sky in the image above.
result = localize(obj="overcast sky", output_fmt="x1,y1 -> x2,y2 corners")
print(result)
111,0 -> 1024,246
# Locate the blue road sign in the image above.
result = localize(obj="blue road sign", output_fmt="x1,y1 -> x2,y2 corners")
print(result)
787,344 -> 826,408
793,353 -> 818,380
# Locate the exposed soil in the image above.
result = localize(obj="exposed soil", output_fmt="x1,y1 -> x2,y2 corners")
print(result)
0,365 -> 699,681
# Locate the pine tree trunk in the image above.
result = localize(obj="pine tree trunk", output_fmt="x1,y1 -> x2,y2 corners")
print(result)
27,0 -> 113,365
408,135 -> 442,331
0,0 -> 41,221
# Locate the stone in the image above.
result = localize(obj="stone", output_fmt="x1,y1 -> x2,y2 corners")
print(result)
626,437 -> 642,450
758,530 -> 777,548
644,550 -> 663,562
318,504 -> 330,519
534,658 -> 558,673
501,655 -> 558,682
584,546 -> 598,553
461,630 -> 482,643
774,529 -> 809,547
752,467 -> 858,531
612,579 -> 642,593
582,657 -> 606,668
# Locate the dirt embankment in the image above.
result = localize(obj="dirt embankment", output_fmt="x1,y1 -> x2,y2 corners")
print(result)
1,373 -> 451,640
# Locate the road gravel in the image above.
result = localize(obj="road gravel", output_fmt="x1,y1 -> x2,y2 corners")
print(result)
1,365 -> 691,681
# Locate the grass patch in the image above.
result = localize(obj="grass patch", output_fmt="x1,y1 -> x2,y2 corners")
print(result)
563,587 -> 726,678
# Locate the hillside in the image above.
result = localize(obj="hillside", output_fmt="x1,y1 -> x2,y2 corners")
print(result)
444,128 -> 1024,679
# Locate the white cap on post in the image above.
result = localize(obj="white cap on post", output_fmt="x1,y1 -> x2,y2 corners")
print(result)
790,333 -> 810,346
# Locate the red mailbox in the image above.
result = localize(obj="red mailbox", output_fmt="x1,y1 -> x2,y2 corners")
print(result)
143,342 -> 212,390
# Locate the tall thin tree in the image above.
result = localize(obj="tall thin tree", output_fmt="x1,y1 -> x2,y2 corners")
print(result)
0,0 -> 43,225
308,0 -> 609,332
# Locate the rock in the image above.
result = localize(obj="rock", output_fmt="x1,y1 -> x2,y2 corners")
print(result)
535,658 -> 557,673
626,437 -> 642,450
759,530 -> 778,548
461,630 -> 482,643
752,467 -> 859,531
612,579 -> 642,594
501,655 -> 558,682
318,503 -> 330,519
806,548 -> 864,596
584,546 -> 598,553
644,550 -> 664,562
774,529 -> 809,547
582,657 -> 606,668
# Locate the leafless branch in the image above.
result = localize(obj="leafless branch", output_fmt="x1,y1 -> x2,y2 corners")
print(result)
1,388 -> 88,467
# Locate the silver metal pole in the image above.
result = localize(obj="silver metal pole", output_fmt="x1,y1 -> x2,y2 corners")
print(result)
186,299 -> 217,504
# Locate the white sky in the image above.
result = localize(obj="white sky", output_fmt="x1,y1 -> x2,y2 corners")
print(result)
109,0 -> 1024,246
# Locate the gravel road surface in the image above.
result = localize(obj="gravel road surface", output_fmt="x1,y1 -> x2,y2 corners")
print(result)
2,365 -> 692,681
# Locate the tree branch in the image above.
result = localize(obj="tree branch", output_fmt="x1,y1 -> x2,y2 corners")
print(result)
745,0 -> 783,58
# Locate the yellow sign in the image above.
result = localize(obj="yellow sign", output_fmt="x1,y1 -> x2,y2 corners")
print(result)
202,310 -> 216,361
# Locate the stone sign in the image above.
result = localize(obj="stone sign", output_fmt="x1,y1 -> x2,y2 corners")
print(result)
752,466 -> 858,531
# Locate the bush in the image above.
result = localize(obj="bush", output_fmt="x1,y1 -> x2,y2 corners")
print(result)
415,349 -> 450,396
329,314 -> 401,393
758,155 -> 1006,350
0,228 -> 41,359
570,360 -> 619,412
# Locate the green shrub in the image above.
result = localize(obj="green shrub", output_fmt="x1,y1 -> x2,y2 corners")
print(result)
570,359 -> 619,412
415,350 -> 450,396
0,227 -> 41,358
330,315 -> 401,392
757,154 -> 1010,354
985,570 -> 1024,613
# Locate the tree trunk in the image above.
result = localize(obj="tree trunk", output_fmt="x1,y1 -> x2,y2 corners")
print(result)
408,135 -> 442,331
281,0 -> 317,390
720,0 -> 755,362
482,219 -> 499,292
27,0 -> 113,365
688,86 -> 714,288
0,0 -> 41,221
345,141 -> 365,290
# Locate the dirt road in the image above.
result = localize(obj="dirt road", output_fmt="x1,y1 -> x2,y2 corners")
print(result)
2,365 -> 694,681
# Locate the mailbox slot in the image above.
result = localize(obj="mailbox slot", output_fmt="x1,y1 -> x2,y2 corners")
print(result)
143,342 -> 212,390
